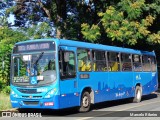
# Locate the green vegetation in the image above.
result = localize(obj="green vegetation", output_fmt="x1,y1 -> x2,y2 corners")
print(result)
0,92 -> 11,111
0,26 -> 28,94
81,0 -> 160,45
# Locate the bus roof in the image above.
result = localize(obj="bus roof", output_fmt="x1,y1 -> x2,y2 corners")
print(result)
15,38 -> 155,56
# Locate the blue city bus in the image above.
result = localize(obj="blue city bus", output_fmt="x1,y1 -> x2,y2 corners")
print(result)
10,38 -> 158,112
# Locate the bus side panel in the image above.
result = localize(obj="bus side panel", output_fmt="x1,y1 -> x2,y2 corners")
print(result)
107,72 -> 134,100
78,72 -> 135,104
151,72 -> 158,92
133,72 -> 152,95
78,72 -> 109,103
91,72 -> 109,103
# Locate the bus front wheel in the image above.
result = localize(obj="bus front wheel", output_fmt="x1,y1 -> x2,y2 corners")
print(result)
79,91 -> 91,112
133,86 -> 142,103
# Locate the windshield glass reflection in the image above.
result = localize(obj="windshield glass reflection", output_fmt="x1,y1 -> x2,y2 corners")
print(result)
12,52 -> 56,86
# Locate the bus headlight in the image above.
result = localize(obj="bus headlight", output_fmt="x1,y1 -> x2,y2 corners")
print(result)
44,88 -> 57,99
11,90 -> 19,98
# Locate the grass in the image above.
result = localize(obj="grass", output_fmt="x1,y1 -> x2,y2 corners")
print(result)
0,92 -> 12,111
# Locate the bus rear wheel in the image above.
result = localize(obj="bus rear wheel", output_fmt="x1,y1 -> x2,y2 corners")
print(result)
79,91 -> 91,112
133,86 -> 142,103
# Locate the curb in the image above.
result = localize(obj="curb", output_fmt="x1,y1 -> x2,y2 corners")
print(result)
0,108 -> 18,112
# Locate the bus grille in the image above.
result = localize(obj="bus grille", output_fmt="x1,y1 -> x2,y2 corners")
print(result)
22,96 -> 42,99
17,89 -> 41,94
23,101 -> 39,105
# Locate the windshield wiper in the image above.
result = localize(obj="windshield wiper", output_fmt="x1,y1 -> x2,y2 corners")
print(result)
34,52 -> 44,65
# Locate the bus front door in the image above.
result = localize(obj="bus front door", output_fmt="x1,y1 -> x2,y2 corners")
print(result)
59,46 -> 79,108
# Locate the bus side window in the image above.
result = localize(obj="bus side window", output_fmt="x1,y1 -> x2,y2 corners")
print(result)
150,56 -> 156,72
59,50 -> 76,80
93,50 -> 107,71
108,52 -> 120,71
77,49 -> 91,72
142,55 -> 151,72
132,55 -> 142,72
121,53 -> 132,71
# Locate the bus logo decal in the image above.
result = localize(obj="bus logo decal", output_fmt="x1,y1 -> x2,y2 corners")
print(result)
115,92 -> 125,97
136,75 -> 141,80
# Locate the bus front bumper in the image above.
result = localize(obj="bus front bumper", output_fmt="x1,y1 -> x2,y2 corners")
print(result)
10,95 -> 60,109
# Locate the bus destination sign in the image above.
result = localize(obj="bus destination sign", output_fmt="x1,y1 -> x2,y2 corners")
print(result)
13,41 -> 55,53
18,43 -> 49,51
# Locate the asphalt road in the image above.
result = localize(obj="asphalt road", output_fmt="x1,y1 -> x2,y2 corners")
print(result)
1,92 -> 160,120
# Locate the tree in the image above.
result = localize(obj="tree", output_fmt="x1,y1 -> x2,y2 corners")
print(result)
0,26 -> 27,85
7,0 -> 66,38
81,0 -> 160,45
4,0 -> 104,40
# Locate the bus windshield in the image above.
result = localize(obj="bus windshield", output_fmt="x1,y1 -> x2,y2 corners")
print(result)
12,52 -> 56,86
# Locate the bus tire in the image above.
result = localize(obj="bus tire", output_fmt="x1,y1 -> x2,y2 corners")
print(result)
133,86 -> 142,103
79,91 -> 91,112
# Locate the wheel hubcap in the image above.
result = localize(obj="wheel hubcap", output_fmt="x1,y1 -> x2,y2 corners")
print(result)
137,90 -> 141,100
83,96 -> 89,107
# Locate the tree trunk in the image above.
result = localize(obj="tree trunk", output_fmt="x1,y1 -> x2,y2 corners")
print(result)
56,27 -> 61,39
37,0 -> 51,20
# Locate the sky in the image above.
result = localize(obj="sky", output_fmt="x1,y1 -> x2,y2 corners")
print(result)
7,13 -> 15,25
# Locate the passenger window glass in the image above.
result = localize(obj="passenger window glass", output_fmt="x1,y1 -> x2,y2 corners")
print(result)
77,49 -> 91,72
93,50 -> 107,71
121,53 -> 132,71
142,55 -> 151,72
150,56 -> 156,72
132,55 -> 142,71
59,51 -> 76,79
108,52 -> 120,71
